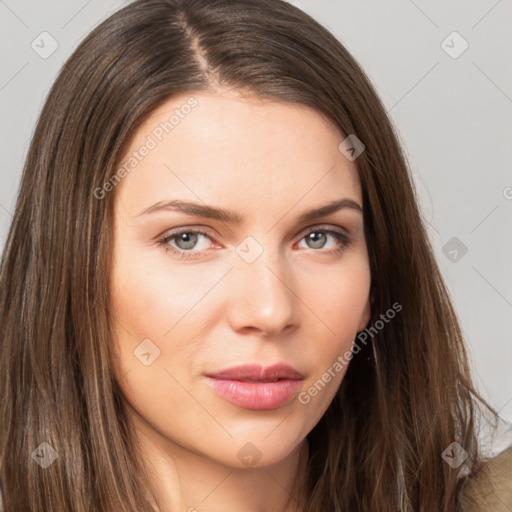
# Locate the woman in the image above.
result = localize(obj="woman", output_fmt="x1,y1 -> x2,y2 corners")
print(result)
0,0 -> 507,510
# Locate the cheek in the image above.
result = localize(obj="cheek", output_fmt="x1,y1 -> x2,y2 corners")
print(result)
111,249 -> 226,339
109,250 -> 232,393
295,256 -> 370,409
299,250 -> 371,336
109,255 -> 216,440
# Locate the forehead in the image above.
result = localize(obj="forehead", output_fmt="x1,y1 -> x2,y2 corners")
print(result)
114,90 -> 362,216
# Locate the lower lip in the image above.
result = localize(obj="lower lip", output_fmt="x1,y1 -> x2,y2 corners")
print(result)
206,377 -> 303,410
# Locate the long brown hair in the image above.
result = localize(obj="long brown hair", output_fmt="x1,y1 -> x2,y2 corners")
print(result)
0,0 -> 494,510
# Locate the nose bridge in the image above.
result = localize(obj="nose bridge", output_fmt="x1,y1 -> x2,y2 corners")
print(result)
228,235 -> 298,334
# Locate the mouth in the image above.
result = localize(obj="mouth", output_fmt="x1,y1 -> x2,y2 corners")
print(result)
205,363 -> 304,410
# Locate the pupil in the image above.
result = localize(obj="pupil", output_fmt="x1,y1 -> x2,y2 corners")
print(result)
307,232 -> 326,249
176,233 -> 197,250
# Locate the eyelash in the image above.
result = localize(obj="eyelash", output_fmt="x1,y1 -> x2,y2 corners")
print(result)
157,225 -> 351,260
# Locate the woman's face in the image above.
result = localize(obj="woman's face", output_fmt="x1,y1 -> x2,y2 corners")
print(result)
110,89 -> 371,469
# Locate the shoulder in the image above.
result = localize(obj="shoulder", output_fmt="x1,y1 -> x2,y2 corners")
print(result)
458,445 -> 512,512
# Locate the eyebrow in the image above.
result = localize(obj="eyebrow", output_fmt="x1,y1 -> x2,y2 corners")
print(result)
137,197 -> 362,223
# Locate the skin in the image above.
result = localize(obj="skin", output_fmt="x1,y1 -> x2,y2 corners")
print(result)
110,88 -> 371,512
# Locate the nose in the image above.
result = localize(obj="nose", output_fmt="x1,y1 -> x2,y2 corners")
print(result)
227,245 -> 300,337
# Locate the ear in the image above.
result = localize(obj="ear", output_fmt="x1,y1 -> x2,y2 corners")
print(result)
357,298 -> 371,331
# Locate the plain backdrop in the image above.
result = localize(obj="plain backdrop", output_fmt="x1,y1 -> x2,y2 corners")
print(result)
1,0 -> 511,436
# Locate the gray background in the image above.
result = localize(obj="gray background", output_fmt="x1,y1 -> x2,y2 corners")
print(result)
1,1 -> 511,429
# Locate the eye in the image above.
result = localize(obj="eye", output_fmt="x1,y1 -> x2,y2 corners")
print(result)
157,225 -> 351,260
157,228 -> 215,259
296,226 -> 351,254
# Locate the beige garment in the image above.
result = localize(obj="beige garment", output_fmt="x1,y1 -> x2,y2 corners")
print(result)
459,446 -> 512,512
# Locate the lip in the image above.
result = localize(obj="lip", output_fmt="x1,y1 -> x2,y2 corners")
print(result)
206,363 -> 304,381
205,363 -> 304,410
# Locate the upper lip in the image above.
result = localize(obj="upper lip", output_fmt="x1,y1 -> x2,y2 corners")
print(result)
205,363 -> 304,381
